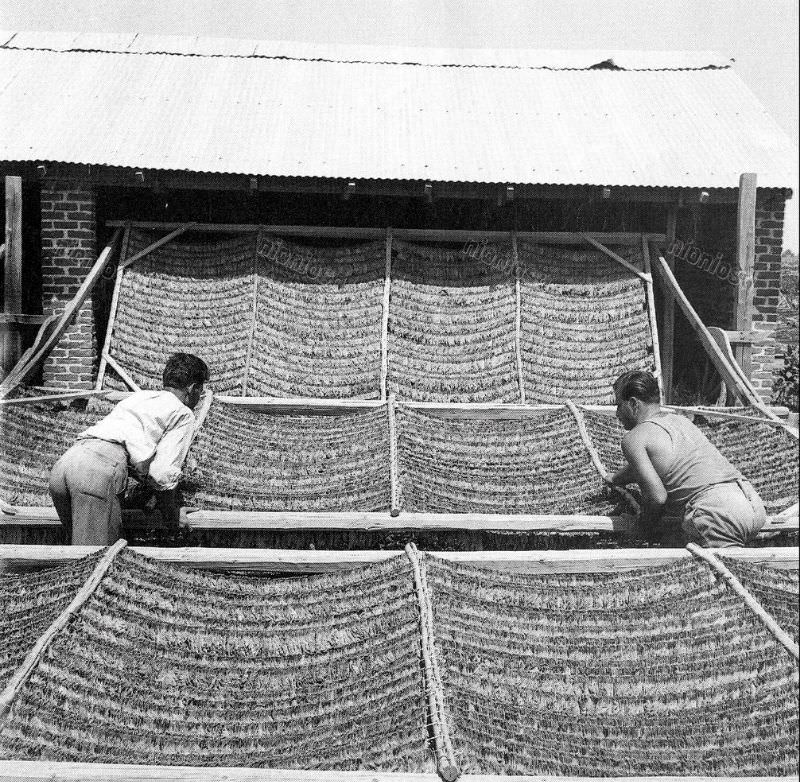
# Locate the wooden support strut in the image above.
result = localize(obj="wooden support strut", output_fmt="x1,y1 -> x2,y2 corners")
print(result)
733,173 -> 757,377
405,543 -> 460,782
581,234 -> 651,283
641,236 -> 664,402
662,208 -> 678,402
513,232 -> 526,403
0,227 -> 123,400
388,395 -> 401,516
96,223 -> 130,392
102,352 -> 142,392
0,539 -> 127,720
687,543 -> 799,661
119,223 -> 196,270
241,231 -> 261,396
380,228 -> 392,401
564,400 -> 640,515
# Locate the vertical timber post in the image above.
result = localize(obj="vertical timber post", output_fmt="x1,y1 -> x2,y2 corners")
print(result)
734,173 -> 757,379
3,176 -> 23,370
662,206 -> 677,402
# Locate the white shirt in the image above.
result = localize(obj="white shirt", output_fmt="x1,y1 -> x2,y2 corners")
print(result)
78,390 -> 195,490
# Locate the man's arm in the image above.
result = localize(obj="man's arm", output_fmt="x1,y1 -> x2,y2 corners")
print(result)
621,429 -> 668,536
147,414 -> 194,526
609,463 -> 638,487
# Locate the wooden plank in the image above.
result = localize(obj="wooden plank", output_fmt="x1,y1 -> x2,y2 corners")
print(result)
662,207 -> 678,402
0,389 -> 110,407
0,540 -> 126,719
6,765 -> 792,782
215,395 -> 383,414
0,314 -> 47,325
581,234 -> 651,282
102,352 -> 142,392
734,173 -> 757,376
2,545 -> 796,575
652,251 -> 763,408
5,508 -> 795,535
380,228 -> 392,401
0,230 -> 123,399
4,176 -> 22,313
119,223 -> 195,270
95,224 -> 130,391
641,236 -> 664,401
105,221 -> 665,245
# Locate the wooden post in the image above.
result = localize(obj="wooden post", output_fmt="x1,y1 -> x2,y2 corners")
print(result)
3,177 -> 23,370
733,173 -> 757,378
661,207 -> 677,402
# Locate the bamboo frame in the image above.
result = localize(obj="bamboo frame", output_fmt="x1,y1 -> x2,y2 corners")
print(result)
95,224 -> 130,392
661,208 -> 678,402
688,543 -> 799,660
641,236 -> 664,402
512,232 -> 526,403
0,539 -> 127,719
1,544 -> 796,575
380,228 -> 392,401
0,389 -> 111,407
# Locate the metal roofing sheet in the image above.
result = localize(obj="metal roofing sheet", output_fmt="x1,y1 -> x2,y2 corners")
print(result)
0,43 -> 795,188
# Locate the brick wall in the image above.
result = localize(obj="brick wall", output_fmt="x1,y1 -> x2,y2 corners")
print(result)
40,182 -> 97,388
750,192 -> 786,399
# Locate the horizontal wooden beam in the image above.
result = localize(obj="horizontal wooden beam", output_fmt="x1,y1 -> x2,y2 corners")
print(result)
0,314 -> 47,326
3,507 -> 796,536
0,389 -> 111,407
1,545 -> 796,575
105,221 -> 665,245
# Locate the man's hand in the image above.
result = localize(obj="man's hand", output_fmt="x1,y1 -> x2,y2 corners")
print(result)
154,488 -> 181,529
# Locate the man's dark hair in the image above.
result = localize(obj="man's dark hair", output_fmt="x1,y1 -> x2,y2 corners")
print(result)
163,353 -> 209,389
613,370 -> 661,404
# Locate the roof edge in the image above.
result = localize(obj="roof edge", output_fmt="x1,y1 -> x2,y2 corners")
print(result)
0,30 -> 733,70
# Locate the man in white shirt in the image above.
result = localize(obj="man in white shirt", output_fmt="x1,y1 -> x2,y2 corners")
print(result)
49,353 -> 209,545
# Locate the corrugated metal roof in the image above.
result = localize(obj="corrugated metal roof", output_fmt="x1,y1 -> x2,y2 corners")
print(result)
0,33 -> 796,188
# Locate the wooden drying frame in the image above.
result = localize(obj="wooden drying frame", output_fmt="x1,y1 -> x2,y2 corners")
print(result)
99,225 -> 666,403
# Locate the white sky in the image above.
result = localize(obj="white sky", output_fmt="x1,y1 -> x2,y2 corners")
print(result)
2,0 -> 798,250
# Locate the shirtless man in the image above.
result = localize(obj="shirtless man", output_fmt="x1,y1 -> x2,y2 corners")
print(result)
609,370 -> 766,547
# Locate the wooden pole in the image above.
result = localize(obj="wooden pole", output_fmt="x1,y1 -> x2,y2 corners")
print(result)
241,231 -> 261,396
404,544 -> 460,782
3,177 -> 23,370
0,229 -> 123,399
380,228 -> 392,401
662,207 -> 678,402
581,234 -> 651,283
733,173 -> 757,378
95,224 -> 129,391
119,223 -> 195,270
513,232 -> 526,403
0,539 -> 127,720
388,395 -> 400,516
641,236 -> 664,402
688,543 -> 799,660
652,250 -> 763,408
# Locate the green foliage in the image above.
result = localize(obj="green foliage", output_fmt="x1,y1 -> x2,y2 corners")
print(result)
773,346 -> 799,412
